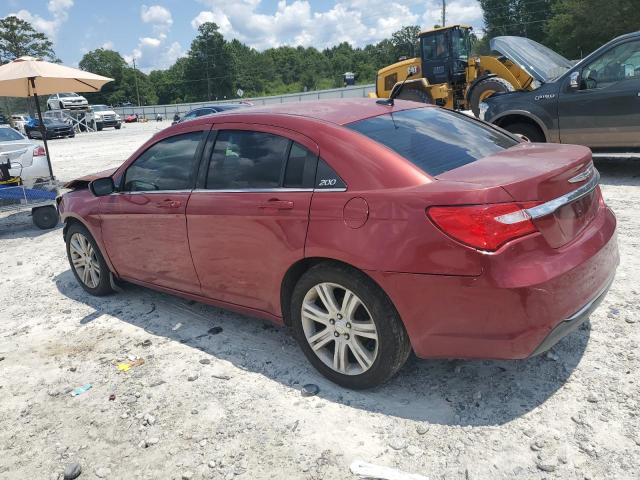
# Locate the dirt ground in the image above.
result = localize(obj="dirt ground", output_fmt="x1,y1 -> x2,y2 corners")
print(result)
0,123 -> 638,480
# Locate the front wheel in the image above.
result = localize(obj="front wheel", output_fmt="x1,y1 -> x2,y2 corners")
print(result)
65,223 -> 114,296
503,122 -> 545,142
469,77 -> 514,117
291,263 -> 411,389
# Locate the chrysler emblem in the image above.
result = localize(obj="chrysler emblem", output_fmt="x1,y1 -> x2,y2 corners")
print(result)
568,165 -> 594,183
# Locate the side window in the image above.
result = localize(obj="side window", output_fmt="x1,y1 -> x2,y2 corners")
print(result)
123,131 -> 204,192
206,130 -> 289,189
582,40 -> 640,89
284,143 -> 317,188
315,159 -> 346,190
183,110 -> 198,121
196,108 -> 214,117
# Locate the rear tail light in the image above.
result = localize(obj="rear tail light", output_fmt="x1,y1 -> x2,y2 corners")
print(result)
33,146 -> 46,157
427,202 -> 540,252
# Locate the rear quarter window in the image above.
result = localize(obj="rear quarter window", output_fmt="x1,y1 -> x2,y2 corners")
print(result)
346,107 -> 518,176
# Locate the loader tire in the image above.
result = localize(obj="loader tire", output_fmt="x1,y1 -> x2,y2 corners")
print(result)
470,77 -> 514,117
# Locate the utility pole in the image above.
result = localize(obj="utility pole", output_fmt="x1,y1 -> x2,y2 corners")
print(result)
442,0 -> 446,28
132,57 -> 141,107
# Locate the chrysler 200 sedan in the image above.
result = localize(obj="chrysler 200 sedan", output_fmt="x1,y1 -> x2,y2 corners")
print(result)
58,99 -> 619,389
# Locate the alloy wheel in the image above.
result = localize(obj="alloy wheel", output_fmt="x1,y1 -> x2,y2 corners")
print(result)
301,282 -> 379,375
69,232 -> 101,289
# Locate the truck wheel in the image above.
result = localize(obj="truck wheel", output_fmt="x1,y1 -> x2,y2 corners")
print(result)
96,123 -> 103,131
396,88 -> 433,104
115,124 -> 121,130
504,122 -> 545,142
470,77 -> 514,117
32,206 -> 59,229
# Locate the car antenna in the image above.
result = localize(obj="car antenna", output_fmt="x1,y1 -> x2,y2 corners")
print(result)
376,71 -> 414,106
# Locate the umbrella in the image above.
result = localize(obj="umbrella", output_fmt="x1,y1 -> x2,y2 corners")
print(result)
0,56 -> 113,179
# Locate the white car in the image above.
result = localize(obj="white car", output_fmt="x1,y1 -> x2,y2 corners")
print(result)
10,114 -> 29,135
91,104 -> 122,131
0,125 -> 50,186
47,92 -> 89,111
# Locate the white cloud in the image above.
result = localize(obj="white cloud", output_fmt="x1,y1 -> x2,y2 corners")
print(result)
9,0 -> 74,41
190,0 -> 482,51
101,40 -> 114,50
123,5 -> 182,71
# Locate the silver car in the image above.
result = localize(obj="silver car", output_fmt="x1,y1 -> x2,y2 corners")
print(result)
0,125 -> 50,185
47,92 -> 89,111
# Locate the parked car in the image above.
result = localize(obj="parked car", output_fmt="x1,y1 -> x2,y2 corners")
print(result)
0,114 -> 8,125
58,99 -> 618,389
124,113 -> 139,123
172,103 -> 247,125
47,92 -> 89,110
0,125 -> 50,185
10,114 -> 30,134
25,118 -> 75,139
480,32 -> 640,156
91,105 -> 122,131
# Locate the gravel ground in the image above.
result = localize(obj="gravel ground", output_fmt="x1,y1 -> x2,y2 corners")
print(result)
0,125 -> 638,480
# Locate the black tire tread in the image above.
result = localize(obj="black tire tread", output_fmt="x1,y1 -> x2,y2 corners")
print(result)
470,77 -> 514,116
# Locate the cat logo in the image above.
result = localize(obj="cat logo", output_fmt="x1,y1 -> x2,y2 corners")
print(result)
407,65 -> 419,75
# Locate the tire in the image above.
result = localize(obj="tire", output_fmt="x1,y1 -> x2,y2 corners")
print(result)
396,87 -> 433,104
115,124 -> 121,130
290,263 -> 411,389
65,223 -> 114,296
503,122 -> 545,143
32,206 -> 59,229
96,124 -> 103,131
469,77 -> 514,117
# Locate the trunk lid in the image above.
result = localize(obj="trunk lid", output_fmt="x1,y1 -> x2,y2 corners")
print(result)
438,143 -> 601,248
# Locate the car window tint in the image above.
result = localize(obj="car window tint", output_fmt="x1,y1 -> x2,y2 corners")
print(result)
347,107 -> 518,176
0,128 -> 24,142
582,40 -> 640,89
206,130 -> 290,189
196,108 -> 213,117
284,143 -> 317,188
183,111 -> 197,120
124,131 -> 204,191
315,159 -> 346,190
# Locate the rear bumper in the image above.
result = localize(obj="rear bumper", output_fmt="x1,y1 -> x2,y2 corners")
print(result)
368,206 -> 619,359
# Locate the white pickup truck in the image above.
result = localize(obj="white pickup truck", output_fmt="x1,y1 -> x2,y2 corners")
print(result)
91,105 -> 122,131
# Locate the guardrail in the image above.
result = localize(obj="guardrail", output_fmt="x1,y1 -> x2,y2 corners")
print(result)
113,84 -> 376,118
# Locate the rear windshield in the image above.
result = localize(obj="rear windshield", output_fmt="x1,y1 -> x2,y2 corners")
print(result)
0,127 -> 24,142
347,107 -> 518,176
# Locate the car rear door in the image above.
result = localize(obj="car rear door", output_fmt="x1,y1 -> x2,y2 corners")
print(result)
186,123 -> 319,315
99,126 -> 208,293
558,38 -> 640,148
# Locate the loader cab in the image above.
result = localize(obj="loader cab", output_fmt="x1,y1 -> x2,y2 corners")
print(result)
420,25 -> 471,86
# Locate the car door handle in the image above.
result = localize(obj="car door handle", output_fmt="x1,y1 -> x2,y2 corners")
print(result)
155,199 -> 182,209
258,199 -> 294,210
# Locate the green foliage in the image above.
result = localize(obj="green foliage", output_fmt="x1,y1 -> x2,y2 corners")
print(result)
0,15 -> 57,64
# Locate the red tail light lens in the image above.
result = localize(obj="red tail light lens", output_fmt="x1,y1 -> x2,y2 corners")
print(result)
427,202 -> 540,252
33,146 -> 46,157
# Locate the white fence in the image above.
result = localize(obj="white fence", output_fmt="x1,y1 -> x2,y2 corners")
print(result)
113,84 -> 376,118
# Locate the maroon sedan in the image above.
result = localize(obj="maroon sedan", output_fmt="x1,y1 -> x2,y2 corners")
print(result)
58,99 -> 618,389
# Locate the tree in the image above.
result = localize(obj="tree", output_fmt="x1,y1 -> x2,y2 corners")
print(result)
480,0 -> 553,43
546,0 -> 640,58
79,49 -> 127,104
391,25 -> 421,58
0,15 -> 57,64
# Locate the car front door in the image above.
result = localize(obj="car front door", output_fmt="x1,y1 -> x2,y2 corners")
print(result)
558,38 -> 640,148
186,124 -> 319,315
99,127 -> 207,293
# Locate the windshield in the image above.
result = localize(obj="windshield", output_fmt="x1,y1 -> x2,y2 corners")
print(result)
452,28 -> 470,61
347,107 -> 518,176
59,92 -> 78,98
0,127 -> 24,142
93,105 -> 109,111
490,36 -> 572,83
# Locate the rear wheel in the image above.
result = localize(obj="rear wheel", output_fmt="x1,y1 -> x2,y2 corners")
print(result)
396,87 -> 433,104
470,77 -> 514,117
65,223 -> 114,296
291,263 -> 411,389
503,122 -> 545,142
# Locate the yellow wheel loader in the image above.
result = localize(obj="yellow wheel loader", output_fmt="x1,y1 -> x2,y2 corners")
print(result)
373,25 -> 536,116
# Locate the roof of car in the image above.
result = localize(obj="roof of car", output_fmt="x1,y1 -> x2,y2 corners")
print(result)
207,98 -> 428,126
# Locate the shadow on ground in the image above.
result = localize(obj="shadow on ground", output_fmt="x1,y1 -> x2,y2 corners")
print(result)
54,269 -> 590,427
0,211 -> 61,239
596,158 -> 640,187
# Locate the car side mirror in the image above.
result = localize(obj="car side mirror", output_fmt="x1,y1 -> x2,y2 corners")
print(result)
90,177 -> 115,196
569,71 -> 581,89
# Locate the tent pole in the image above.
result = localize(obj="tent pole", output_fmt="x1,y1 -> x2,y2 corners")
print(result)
29,77 -> 55,180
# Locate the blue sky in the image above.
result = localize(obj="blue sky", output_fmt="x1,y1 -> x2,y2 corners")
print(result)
2,0 -> 484,71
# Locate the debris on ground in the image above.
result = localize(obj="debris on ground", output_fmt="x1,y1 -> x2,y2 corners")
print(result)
63,462 -> 82,480
70,384 -> 92,397
350,459 -> 429,480
301,384 -> 319,397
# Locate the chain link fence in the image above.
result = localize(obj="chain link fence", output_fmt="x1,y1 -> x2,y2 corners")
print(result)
113,84 -> 376,118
